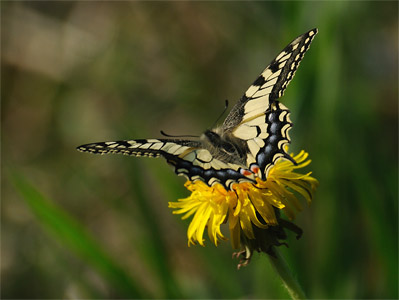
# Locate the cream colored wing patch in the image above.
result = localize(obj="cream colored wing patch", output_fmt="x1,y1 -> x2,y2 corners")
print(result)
77,138 -> 256,190
244,28 -> 318,105
232,102 -> 294,180
77,29 -> 318,190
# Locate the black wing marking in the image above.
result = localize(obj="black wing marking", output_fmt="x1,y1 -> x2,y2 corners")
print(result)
77,139 -> 255,189
247,28 -> 318,102
224,29 -> 317,179
77,139 -> 198,157
223,28 -> 317,131
78,29 -> 318,188
232,102 -> 294,180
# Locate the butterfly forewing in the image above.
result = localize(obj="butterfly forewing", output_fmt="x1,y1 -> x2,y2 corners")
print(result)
223,28 -> 317,131
78,29 -> 317,190
77,139 -> 198,157
224,28 -> 317,179
245,28 -> 318,103
77,139 -> 254,189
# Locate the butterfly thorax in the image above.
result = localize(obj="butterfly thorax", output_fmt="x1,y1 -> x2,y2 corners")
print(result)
77,29 -> 317,190
202,129 -> 247,165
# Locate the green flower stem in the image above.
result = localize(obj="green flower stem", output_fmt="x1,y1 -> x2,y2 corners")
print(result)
268,247 -> 307,300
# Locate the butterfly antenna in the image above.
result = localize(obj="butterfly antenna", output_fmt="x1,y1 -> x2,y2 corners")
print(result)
210,99 -> 229,128
160,130 -> 199,138
161,100 -> 229,138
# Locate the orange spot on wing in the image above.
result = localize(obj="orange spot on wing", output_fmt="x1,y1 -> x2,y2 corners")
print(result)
241,169 -> 253,176
250,166 -> 260,174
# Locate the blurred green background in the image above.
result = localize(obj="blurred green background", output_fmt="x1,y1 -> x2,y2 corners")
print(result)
2,1 -> 397,299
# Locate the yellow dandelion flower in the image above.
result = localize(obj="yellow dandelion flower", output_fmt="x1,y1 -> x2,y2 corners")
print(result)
169,150 -> 318,263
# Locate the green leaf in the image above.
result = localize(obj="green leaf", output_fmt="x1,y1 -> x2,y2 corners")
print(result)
10,171 -> 144,298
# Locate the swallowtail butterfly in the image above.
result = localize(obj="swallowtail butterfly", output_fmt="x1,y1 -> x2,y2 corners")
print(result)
77,29 -> 318,190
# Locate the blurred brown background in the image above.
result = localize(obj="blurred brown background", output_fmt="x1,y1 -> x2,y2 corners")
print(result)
2,1 -> 398,299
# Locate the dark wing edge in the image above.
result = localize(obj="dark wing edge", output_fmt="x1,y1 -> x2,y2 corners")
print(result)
223,28 -> 318,131
77,138 -> 200,158
77,29 -> 318,189
77,139 -> 254,190
226,29 -> 318,180
254,102 -> 294,180
228,102 -> 294,180
260,28 -> 318,102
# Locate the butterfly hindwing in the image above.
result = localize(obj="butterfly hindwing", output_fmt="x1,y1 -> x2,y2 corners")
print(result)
78,29 -> 317,189
222,28 -> 317,179
227,102 -> 293,180
77,139 -> 254,189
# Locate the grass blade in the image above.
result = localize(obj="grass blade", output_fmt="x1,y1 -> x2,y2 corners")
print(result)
10,171 -> 144,298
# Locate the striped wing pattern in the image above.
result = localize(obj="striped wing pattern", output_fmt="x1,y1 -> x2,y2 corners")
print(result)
226,28 -> 317,179
231,102 -> 293,180
77,139 -> 254,189
244,28 -> 318,104
77,29 -> 317,190
223,28 -> 317,130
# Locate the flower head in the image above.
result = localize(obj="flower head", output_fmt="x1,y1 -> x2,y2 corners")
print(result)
169,150 -> 318,265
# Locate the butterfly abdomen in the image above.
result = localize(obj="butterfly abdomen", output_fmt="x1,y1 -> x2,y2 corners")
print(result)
77,29 -> 317,190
